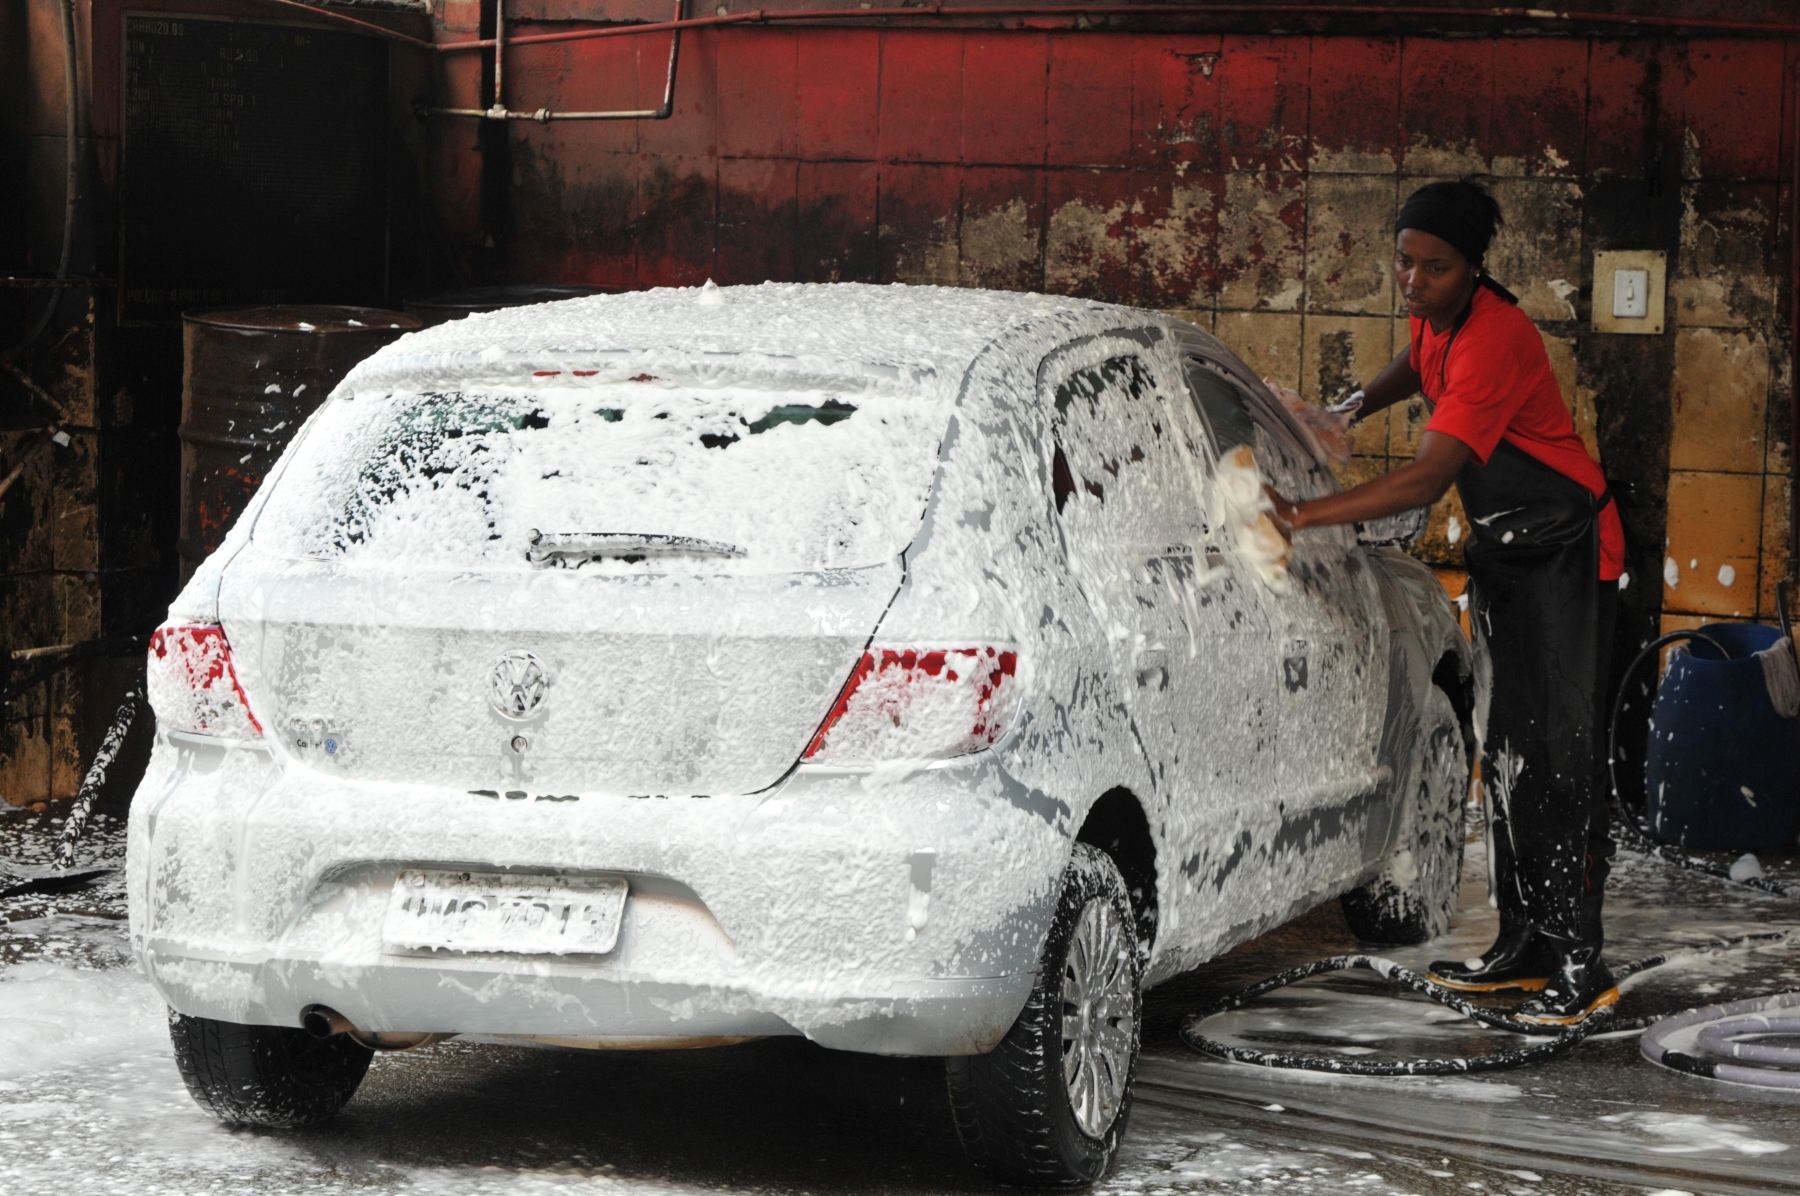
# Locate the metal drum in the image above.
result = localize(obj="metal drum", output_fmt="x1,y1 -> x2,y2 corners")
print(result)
403,284 -> 611,326
179,305 -> 421,580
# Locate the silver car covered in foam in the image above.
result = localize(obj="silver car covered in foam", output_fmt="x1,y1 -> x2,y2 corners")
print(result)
130,283 -> 1470,1175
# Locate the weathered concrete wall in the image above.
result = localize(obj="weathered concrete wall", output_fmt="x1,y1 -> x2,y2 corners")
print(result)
430,24 -> 1795,660
2,0 -> 380,805
1,0 -> 107,808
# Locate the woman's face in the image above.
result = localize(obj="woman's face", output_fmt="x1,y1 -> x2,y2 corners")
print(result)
1395,228 -> 1477,325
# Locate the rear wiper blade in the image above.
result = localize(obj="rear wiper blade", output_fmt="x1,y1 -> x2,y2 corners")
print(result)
527,530 -> 747,565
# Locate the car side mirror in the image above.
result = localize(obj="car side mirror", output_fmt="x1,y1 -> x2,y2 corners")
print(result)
1356,506 -> 1430,548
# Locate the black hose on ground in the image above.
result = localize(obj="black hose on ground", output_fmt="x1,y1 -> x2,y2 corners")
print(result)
1178,935 -> 1788,1076
1181,630 -> 1800,1078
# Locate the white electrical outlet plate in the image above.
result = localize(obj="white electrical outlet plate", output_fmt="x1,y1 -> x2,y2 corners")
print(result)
1593,250 -> 1665,334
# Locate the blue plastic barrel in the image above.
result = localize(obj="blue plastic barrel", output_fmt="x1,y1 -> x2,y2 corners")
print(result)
1645,622 -> 1799,851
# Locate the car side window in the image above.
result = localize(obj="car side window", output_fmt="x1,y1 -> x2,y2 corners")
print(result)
1047,351 -> 1206,549
1182,358 -> 1335,503
1183,361 -> 1259,454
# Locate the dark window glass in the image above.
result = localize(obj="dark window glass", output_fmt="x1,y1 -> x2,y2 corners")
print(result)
1182,361 -> 1259,453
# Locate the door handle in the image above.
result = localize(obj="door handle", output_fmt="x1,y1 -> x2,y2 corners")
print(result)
1282,639 -> 1308,693
1136,647 -> 1169,691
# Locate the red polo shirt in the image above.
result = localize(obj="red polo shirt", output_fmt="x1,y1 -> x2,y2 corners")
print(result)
1412,287 -> 1625,581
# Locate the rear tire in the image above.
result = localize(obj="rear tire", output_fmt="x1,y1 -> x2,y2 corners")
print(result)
946,842 -> 1141,1187
168,1010 -> 373,1128
1340,686 -> 1469,945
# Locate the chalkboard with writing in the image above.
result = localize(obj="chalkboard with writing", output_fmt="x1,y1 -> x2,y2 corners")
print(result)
121,15 -> 388,323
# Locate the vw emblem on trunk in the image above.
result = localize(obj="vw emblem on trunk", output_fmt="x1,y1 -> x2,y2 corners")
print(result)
489,650 -> 551,720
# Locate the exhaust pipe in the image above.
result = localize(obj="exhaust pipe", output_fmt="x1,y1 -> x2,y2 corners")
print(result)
302,1005 -> 354,1040
300,1005 -> 452,1051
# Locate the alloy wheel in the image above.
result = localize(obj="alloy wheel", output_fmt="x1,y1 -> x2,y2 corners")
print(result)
1060,895 -> 1135,1138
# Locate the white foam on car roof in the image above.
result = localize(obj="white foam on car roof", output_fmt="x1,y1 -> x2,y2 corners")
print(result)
339,282 -> 1113,396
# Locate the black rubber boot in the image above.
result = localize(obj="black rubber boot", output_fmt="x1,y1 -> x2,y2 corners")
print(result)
1511,934 -> 1618,1026
1427,914 -> 1554,993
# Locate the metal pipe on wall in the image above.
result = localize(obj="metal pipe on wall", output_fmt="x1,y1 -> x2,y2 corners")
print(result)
1792,57 -> 1800,591
5,0 -> 80,359
494,0 -> 506,106
245,2 -> 1800,57
431,5 -> 1800,56
247,0 -> 436,49
255,0 -> 1800,145
418,0 -> 683,121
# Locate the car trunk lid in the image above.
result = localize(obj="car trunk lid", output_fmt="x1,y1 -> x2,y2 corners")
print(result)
222,553 -> 897,795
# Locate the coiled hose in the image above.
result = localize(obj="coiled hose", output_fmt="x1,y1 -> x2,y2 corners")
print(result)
1642,992 -> 1800,1089
1181,624 -> 1800,1081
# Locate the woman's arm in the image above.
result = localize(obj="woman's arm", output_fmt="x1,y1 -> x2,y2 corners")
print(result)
1353,346 -> 1423,419
1268,429 -> 1471,532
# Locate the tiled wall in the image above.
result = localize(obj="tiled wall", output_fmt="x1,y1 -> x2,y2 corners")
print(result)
1662,276 -> 1791,633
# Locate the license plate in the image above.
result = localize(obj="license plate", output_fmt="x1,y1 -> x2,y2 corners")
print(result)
383,869 -> 628,955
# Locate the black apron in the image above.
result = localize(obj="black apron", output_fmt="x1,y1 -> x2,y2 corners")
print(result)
1424,298 -> 1615,941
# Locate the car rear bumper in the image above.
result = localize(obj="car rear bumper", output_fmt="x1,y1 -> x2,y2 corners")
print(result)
138,942 -> 1034,1055
128,734 -> 1068,1056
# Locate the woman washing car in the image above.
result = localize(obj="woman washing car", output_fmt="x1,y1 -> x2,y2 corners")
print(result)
1264,180 -> 1626,1025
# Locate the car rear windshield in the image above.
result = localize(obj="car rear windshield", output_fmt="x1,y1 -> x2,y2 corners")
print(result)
252,381 -> 948,572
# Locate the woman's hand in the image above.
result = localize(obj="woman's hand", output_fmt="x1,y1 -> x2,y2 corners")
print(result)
1263,485 -> 1300,544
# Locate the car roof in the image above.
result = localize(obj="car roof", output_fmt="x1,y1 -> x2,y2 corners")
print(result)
336,282 -> 1143,398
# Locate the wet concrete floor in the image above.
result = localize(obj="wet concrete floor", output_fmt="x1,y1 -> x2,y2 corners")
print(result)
4,801 -> 1800,1195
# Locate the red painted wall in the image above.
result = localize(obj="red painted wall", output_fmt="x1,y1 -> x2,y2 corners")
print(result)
425,30 -> 1795,306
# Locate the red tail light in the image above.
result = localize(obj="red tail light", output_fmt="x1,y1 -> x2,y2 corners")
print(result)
804,647 -> 1018,765
146,623 -> 263,738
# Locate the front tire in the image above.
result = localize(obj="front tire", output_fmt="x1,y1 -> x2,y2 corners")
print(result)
946,842 -> 1141,1187
169,1010 -> 373,1128
1340,685 -> 1469,945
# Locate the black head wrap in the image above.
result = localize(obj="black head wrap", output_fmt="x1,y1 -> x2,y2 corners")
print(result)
1396,181 -> 1518,303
